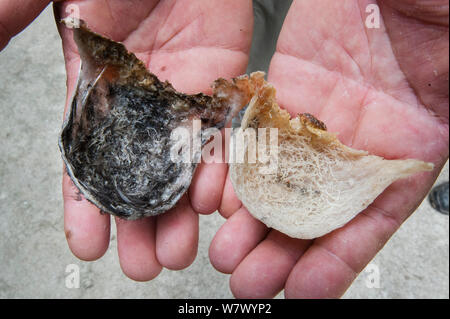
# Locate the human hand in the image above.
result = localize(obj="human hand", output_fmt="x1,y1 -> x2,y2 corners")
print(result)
54,0 -> 253,281
209,0 -> 449,298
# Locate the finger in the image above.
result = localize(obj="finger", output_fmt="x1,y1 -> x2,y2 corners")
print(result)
156,195 -> 199,270
189,129 -> 228,215
0,0 -> 52,50
57,6 -> 110,262
230,230 -> 311,299
284,203 -> 401,298
63,171 -> 110,261
218,170 -> 242,219
209,207 -> 269,274
115,216 -> 162,282
189,162 -> 228,215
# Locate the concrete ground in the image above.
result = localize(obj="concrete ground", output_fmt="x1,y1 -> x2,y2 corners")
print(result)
0,5 -> 448,299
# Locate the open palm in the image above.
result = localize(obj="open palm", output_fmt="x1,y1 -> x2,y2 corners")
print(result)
54,0 -> 253,281
210,0 -> 449,298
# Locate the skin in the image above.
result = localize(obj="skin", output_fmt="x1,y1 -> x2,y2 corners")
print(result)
1,0 -> 448,297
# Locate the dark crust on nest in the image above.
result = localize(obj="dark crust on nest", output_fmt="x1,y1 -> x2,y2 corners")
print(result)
299,113 -> 327,131
59,21 -> 254,219
74,21 -> 154,87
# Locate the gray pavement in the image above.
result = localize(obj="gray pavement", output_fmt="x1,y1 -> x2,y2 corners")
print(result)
0,5 -> 448,299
